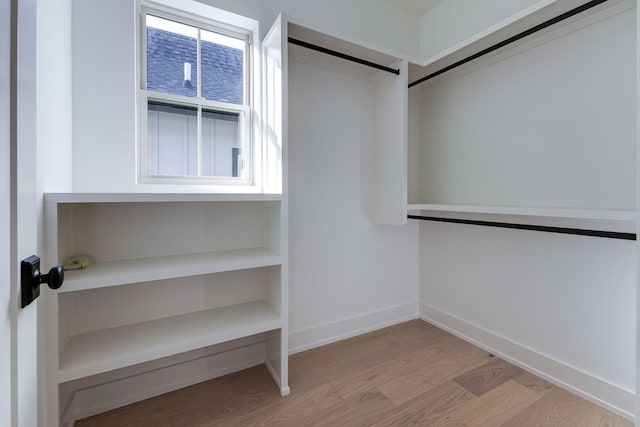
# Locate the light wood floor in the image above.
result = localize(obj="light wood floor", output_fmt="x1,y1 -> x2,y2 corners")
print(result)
76,320 -> 633,426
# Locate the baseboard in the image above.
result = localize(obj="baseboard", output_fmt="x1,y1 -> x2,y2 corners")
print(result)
63,341 -> 267,425
265,360 -> 290,396
288,301 -> 418,354
419,303 -> 635,421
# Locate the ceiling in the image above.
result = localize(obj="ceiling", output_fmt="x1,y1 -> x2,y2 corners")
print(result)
385,0 -> 445,16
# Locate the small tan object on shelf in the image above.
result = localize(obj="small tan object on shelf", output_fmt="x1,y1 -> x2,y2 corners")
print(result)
63,255 -> 94,271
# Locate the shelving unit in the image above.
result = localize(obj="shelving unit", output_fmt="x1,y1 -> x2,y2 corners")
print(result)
43,193 -> 289,423
406,1 -> 637,227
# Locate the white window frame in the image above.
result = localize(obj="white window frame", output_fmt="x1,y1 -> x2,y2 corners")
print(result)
138,1 -> 256,186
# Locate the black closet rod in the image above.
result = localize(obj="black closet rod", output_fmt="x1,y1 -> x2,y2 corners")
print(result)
408,0 -> 609,88
407,215 -> 636,241
288,37 -> 401,75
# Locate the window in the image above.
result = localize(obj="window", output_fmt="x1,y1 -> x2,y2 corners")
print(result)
140,7 -> 252,184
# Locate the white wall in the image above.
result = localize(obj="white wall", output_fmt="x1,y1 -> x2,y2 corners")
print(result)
417,7 -> 636,210
37,0 -> 73,198
419,222 -> 636,416
287,56 -> 419,351
72,0 -> 137,193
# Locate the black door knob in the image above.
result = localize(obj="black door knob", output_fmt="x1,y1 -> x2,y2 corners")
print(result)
40,266 -> 64,290
21,255 -> 65,308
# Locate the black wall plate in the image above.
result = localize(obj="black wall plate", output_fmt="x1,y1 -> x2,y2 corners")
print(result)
21,255 -> 41,308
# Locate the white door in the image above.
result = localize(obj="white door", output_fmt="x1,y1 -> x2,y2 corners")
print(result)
4,0 -> 41,425
1,0 -> 13,422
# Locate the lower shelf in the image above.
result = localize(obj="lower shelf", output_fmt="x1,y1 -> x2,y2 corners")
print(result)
58,300 -> 282,383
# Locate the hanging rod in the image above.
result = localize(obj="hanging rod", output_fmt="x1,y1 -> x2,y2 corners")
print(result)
407,215 -> 636,240
288,37 -> 400,75
408,0 -> 609,88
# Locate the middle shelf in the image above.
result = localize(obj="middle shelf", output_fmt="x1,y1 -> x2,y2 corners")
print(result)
59,300 -> 282,383
61,247 -> 282,292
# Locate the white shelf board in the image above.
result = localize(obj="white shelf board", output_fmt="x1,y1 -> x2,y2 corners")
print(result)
58,300 -> 282,383
61,248 -> 281,292
44,192 -> 282,204
407,204 -> 636,222
407,204 -> 637,234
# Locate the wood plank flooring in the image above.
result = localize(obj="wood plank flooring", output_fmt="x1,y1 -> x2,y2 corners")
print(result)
76,320 -> 633,426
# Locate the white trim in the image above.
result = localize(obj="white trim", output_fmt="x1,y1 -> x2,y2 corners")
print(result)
636,0 -> 640,420
140,96 -> 252,185
0,0 -> 10,408
288,302 -> 418,355
137,1 -> 257,187
419,303 -> 635,421
265,359 -> 290,396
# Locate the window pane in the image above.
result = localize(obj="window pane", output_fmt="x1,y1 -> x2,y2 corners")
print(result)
201,30 -> 244,104
147,102 -> 198,176
201,110 -> 240,177
146,15 -> 197,97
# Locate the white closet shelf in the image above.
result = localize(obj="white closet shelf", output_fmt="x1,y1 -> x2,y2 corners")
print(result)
58,300 -> 282,383
61,248 -> 282,292
407,204 -> 637,235
45,192 -> 282,204
407,204 -> 636,222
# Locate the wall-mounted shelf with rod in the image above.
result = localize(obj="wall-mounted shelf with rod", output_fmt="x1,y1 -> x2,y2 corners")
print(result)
408,204 -> 637,238
406,1 -> 635,223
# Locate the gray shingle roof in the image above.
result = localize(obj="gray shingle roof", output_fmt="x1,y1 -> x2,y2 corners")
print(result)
146,27 -> 244,104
